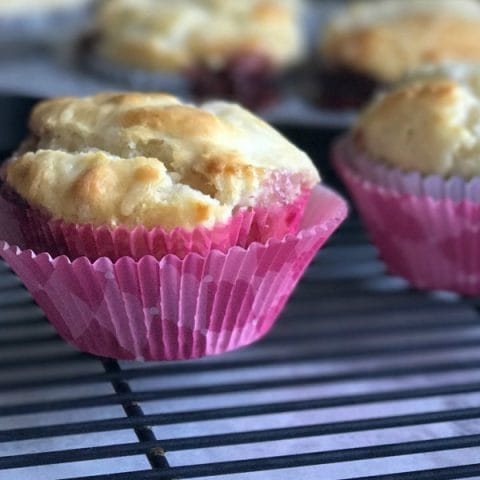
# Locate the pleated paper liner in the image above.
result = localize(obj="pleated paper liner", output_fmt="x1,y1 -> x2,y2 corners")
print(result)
333,138 -> 480,295
334,135 -> 480,201
0,185 -> 348,361
0,183 -> 311,261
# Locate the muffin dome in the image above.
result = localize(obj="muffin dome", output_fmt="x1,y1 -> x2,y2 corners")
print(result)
354,70 -> 480,178
5,93 -> 319,229
321,0 -> 480,83
94,0 -> 304,72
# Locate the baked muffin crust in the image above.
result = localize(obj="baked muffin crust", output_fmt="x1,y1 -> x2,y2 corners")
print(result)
94,0 -> 304,72
6,93 -> 319,229
321,0 -> 480,83
354,73 -> 480,178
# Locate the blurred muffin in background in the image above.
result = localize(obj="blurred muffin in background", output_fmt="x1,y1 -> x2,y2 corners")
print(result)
0,0 -> 94,49
84,0 -> 305,110
333,61 -> 480,294
317,0 -> 480,110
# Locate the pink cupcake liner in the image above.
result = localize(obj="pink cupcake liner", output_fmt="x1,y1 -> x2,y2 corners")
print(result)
0,185 -> 347,361
334,136 -> 480,201
0,183 -> 310,261
333,138 -> 480,295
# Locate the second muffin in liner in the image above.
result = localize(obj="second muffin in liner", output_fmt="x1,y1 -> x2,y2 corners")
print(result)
0,185 -> 347,361
333,136 -> 480,295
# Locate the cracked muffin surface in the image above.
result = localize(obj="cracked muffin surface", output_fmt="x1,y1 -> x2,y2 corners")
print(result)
5,92 -> 319,229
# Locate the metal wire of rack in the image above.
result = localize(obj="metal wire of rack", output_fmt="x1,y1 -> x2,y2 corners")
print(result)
2,213 -> 480,480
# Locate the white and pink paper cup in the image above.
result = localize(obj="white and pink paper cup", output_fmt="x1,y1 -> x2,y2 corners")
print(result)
0,185 -> 347,361
334,135 -> 480,296
0,183 -> 312,261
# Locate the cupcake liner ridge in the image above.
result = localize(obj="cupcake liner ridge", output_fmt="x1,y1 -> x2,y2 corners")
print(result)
333,136 -> 480,295
0,185 -> 347,360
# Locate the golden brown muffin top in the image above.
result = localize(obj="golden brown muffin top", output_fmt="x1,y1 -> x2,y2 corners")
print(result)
94,0 -> 304,72
354,67 -> 480,178
6,92 -> 319,229
321,0 -> 480,83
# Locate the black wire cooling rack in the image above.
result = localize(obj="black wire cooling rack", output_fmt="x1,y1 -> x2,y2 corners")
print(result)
0,106 -> 480,479
2,211 -> 480,480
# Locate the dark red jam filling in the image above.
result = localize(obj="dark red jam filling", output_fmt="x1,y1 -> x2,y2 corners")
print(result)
186,53 -> 280,111
317,68 -> 381,110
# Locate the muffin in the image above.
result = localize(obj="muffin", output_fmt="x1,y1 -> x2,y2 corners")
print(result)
318,0 -> 480,109
333,63 -> 480,294
1,92 -> 320,260
0,0 -> 93,48
85,0 -> 305,109
0,92 -> 347,360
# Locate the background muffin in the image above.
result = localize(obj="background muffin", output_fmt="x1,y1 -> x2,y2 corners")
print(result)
318,0 -> 480,109
2,92 -> 320,260
334,63 -> 480,294
85,0 -> 305,109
